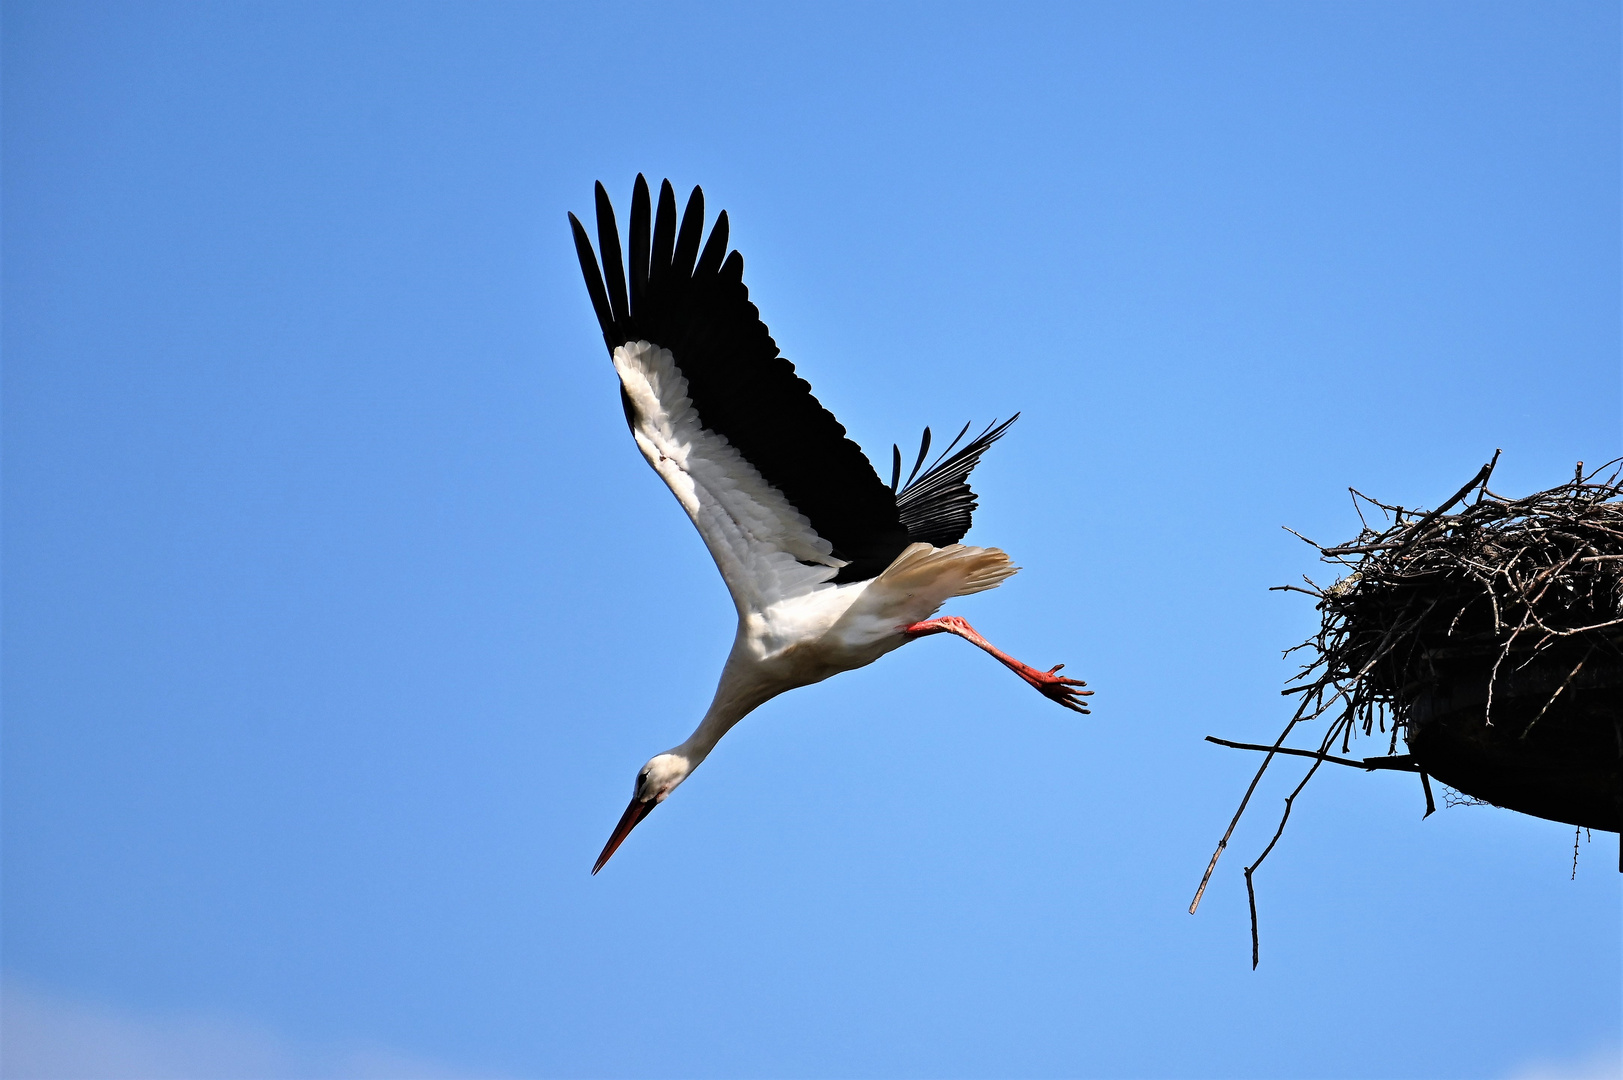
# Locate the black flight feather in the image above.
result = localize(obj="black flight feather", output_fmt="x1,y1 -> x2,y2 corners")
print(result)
905,426 -> 935,489
695,210 -> 729,280
628,175 -> 651,320
895,416 -> 1019,548
568,213 -> 615,348
673,187 -> 704,280
593,182 -> 628,327
650,180 -> 677,287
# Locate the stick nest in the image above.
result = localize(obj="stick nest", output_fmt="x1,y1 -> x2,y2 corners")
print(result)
1192,455 -> 1623,966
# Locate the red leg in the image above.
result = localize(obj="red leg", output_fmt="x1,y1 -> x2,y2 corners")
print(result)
901,616 -> 1093,714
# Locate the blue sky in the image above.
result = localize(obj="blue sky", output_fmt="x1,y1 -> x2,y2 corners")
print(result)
3,3 -> 1619,1078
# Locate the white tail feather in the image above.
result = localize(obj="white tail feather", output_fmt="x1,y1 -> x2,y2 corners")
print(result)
873,542 -> 1018,616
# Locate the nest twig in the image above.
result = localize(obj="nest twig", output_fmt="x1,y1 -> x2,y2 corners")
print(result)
1190,453 -> 1623,967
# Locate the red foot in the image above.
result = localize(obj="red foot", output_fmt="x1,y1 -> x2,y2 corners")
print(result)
902,615 -> 1093,714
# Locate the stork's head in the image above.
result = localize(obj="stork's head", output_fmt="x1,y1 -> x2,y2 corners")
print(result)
591,752 -> 694,874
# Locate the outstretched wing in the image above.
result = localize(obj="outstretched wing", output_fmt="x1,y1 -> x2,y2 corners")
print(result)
890,417 -> 1018,547
569,176 -> 913,613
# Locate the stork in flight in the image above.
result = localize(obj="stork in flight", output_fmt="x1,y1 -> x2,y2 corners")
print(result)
570,177 -> 1090,874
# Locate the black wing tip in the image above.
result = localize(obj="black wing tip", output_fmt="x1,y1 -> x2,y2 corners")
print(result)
694,209 -> 730,281
629,176 -> 652,316
576,176 -> 724,350
893,413 -> 1021,546
903,428 -> 933,489
967,414 -> 1019,445
568,210 -> 615,347
898,414 -> 1018,495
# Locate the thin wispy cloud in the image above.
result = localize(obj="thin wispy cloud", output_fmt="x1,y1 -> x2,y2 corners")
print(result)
1509,1046 -> 1623,1080
0,979 -> 493,1080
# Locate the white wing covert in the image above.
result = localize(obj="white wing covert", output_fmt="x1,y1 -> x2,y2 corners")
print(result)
615,341 -> 844,614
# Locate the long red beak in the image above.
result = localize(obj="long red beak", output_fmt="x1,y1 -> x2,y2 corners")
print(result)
592,795 -> 657,874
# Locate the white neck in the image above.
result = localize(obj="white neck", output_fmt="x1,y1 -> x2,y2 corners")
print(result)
672,643 -> 782,767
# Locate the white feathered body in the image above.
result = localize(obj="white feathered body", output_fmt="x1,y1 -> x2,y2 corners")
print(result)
614,340 -> 1017,760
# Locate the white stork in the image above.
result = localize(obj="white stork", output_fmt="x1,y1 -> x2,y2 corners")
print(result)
571,176 -> 1090,874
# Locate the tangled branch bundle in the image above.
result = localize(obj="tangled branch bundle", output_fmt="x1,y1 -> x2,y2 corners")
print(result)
1192,455 -> 1623,966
